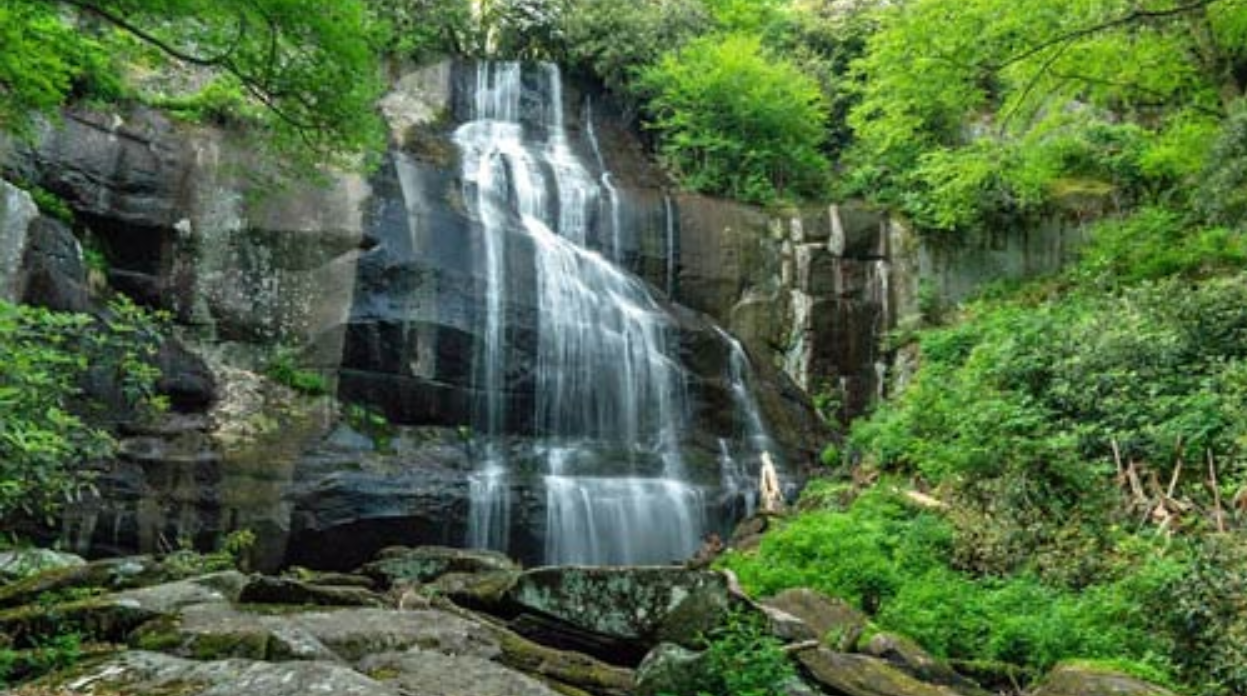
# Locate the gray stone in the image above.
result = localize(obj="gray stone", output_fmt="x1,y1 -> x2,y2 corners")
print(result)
363,546 -> 519,587
762,588 -> 868,651
19,217 -> 90,312
863,632 -> 986,693
239,575 -> 386,608
1029,664 -> 1178,696
796,648 -> 975,696
27,650 -> 401,696
0,548 -> 86,583
635,643 -> 708,696
507,566 -> 732,649
361,648 -> 561,696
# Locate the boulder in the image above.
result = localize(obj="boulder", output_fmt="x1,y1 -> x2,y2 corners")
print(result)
762,588 -> 868,650
19,217 -> 89,312
635,643 -> 708,696
0,556 -> 166,609
16,650 -> 402,696
361,649 -> 562,696
796,647 -> 975,696
506,566 -> 732,651
427,570 -> 520,610
1029,664 -> 1178,696
363,545 -> 520,587
238,575 -> 386,608
156,338 -> 217,412
0,548 -> 85,583
863,632 -> 986,693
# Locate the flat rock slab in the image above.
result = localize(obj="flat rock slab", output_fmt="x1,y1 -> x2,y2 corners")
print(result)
20,650 -> 400,696
507,566 -> 731,648
797,648 -> 976,696
762,587 -> 867,649
362,648 -> 562,696
146,604 -> 500,663
363,546 -> 520,587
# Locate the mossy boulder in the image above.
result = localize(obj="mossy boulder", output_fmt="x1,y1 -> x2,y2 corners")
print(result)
426,570 -> 520,610
0,549 -> 86,583
506,567 -> 732,649
862,632 -> 988,694
0,556 -> 166,609
762,587 -> 867,650
239,575 -> 386,607
15,650 -> 399,696
360,649 -> 562,696
635,643 -> 708,696
361,546 -> 519,588
796,647 -> 978,696
1029,664 -> 1178,696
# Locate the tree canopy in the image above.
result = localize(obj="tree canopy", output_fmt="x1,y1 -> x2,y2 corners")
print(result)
0,0 -> 387,165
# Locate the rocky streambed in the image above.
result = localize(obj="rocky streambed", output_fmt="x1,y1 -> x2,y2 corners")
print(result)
0,545 -> 1176,696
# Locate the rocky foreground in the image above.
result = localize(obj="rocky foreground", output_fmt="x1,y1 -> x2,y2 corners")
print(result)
0,546 -> 1176,696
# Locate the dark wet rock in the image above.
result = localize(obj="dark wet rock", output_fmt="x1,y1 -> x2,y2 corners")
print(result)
863,632 -> 987,694
635,643 -> 708,696
156,339 -> 217,412
796,647 -> 976,696
1029,664 -> 1178,696
506,566 -> 732,652
762,588 -> 868,651
363,545 -> 520,588
19,217 -> 90,312
238,575 -> 386,608
427,570 -> 521,611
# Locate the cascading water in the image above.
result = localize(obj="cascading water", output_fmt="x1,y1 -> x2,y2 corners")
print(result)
456,61 -> 704,564
716,328 -> 787,515
0,183 -> 39,301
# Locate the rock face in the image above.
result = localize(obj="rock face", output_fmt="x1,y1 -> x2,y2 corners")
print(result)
673,198 -> 1088,418
10,59 -> 828,569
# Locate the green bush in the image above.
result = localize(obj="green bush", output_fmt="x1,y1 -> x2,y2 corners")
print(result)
683,609 -> 797,696
561,0 -> 710,99
637,33 -> 830,205
0,298 -> 166,525
265,347 -> 329,396
722,489 -> 1179,682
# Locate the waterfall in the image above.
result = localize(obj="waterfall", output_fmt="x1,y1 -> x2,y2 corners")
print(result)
717,328 -> 788,513
455,61 -> 704,564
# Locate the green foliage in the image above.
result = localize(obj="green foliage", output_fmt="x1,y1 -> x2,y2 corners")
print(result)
0,0 -> 386,167
637,33 -> 830,204
1195,101 -> 1247,228
162,529 -> 257,576
0,298 -> 166,525
368,0 -> 476,62
1161,536 -> 1247,695
345,403 -> 395,452
265,347 -> 329,396
561,0 -> 710,99
0,632 -> 82,688
840,0 -> 1247,233
722,488 -> 1180,682
675,609 -> 796,696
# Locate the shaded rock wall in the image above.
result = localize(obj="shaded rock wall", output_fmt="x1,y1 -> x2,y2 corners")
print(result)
673,198 -> 1087,417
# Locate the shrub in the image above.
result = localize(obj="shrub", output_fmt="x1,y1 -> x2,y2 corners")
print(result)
265,347 -> 329,396
637,33 -> 830,205
0,298 -> 166,525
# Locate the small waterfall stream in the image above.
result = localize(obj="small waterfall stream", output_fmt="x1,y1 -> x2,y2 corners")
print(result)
455,61 -> 708,564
